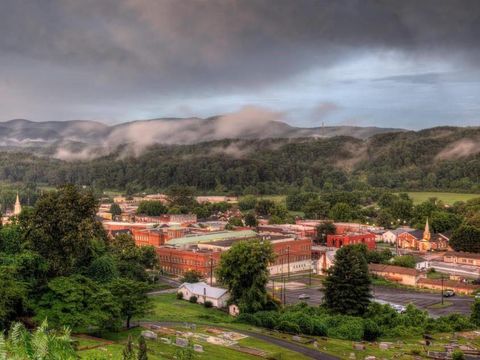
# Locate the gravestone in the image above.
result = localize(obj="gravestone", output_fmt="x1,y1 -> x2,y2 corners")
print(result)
141,330 -> 157,340
176,337 -> 188,347
193,344 -> 204,352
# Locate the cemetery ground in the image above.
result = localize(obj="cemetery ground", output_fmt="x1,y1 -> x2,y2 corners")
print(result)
75,293 -> 480,359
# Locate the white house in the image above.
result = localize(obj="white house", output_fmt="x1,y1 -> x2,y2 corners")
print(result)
382,228 -> 413,244
177,282 -> 229,308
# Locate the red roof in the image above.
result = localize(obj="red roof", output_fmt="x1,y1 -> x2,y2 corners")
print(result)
368,263 -> 419,276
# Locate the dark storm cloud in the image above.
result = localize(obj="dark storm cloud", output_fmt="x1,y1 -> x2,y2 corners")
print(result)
1,0 -> 480,92
0,0 -> 480,124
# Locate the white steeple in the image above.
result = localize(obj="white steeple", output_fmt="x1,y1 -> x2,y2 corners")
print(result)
13,193 -> 22,215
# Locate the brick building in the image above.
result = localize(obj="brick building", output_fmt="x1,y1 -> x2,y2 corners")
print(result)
156,246 -> 222,280
327,232 -> 376,250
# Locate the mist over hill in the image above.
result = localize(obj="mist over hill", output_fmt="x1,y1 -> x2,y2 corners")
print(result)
0,108 -> 404,159
0,125 -> 478,193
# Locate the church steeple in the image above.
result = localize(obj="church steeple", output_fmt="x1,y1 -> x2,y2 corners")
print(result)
14,192 -> 22,215
423,217 -> 431,241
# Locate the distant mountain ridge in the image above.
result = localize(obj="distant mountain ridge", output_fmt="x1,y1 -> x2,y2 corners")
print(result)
0,117 -> 404,154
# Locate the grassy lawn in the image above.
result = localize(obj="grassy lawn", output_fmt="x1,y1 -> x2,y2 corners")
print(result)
76,294 -> 480,360
402,191 -> 479,205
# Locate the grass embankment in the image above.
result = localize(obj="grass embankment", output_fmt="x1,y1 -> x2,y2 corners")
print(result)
77,294 -> 309,360
78,293 -> 480,360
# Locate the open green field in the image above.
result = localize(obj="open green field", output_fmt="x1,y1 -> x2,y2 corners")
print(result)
241,192 -> 480,206
402,191 -> 479,205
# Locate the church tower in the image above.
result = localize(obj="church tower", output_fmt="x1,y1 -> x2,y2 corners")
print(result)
13,193 -> 22,215
423,218 -> 431,241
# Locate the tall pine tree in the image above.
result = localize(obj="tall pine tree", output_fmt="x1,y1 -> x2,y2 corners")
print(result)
323,244 -> 371,315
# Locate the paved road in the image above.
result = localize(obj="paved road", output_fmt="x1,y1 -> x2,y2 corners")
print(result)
279,284 -> 474,316
139,321 -> 339,360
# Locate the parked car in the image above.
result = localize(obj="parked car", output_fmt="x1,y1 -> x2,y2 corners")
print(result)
298,294 -> 310,300
475,293 -> 480,299
443,289 -> 455,297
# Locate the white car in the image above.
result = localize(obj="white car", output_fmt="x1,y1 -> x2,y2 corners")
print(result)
298,294 -> 310,300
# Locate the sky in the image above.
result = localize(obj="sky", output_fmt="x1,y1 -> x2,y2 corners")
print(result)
0,0 -> 479,129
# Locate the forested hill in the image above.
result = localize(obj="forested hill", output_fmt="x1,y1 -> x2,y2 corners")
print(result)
0,126 -> 479,193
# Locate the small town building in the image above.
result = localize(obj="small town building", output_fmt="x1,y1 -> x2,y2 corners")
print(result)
444,251 -> 480,267
417,278 -> 480,295
368,263 -> 425,286
177,282 -> 229,308
327,232 -> 376,250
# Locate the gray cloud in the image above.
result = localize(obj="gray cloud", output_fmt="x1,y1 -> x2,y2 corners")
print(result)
0,0 -> 480,125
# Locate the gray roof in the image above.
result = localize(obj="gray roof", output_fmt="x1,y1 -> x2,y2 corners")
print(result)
179,282 -> 228,299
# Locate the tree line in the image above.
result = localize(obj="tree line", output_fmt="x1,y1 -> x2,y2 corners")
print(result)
0,127 -> 478,193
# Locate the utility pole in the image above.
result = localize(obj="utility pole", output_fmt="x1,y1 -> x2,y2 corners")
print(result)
309,260 -> 312,286
272,279 -> 275,299
283,275 -> 286,305
287,246 -> 290,279
441,275 -> 444,305
209,257 -> 213,286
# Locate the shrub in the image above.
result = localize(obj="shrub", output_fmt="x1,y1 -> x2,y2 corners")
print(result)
176,292 -> 184,300
327,316 -> 364,341
189,295 -> 198,303
363,319 -> 381,341
204,300 -> 213,308
452,350 -> 465,360
275,321 -> 301,334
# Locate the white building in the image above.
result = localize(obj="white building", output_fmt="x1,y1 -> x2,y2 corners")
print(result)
177,282 -> 229,308
382,228 -> 413,244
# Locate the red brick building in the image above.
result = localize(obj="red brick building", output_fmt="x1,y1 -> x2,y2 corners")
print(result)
327,232 -> 376,250
156,247 -> 222,278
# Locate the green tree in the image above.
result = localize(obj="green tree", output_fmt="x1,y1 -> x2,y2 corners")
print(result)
110,203 -> 122,216
430,211 -> 462,233
216,239 -> 275,313
108,278 -> 151,329
244,212 -> 258,227
35,275 -> 120,331
391,255 -> 416,268
302,199 -> 329,219
315,222 -> 336,244
138,335 -> 148,360
1,319 -> 77,360
450,225 -> 480,253
286,192 -> 317,211
0,269 -> 27,329
136,201 -> 167,216
328,202 -> 354,222
181,270 -> 204,283
21,185 -> 108,277
166,186 -> 196,208
472,299 -> 480,326
226,217 -> 243,228
323,245 -> 371,315
86,255 -> 119,283
255,199 -> 276,216
238,196 -> 257,211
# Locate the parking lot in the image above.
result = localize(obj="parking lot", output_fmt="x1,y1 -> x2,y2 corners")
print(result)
269,277 -> 474,317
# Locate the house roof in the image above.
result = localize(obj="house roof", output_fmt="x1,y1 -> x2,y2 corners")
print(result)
417,278 -> 480,290
406,229 -> 425,240
369,263 -> 419,276
166,230 -> 257,246
179,282 -> 228,299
